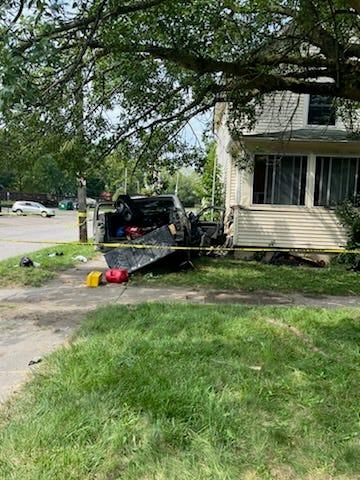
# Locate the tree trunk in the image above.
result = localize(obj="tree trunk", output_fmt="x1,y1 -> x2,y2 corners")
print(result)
74,65 -> 88,243
77,176 -> 88,243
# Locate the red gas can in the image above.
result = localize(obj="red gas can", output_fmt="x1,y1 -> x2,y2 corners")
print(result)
105,268 -> 129,284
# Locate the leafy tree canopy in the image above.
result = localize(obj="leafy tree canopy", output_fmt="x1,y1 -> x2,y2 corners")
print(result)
162,169 -> 205,207
0,0 -> 359,170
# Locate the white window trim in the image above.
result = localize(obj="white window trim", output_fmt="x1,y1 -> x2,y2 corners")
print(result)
312,154 -> 360,208
304,94 -> 339,129
247,152 -> 312,210
242,152 -> 360,211
305,153 -> 316,208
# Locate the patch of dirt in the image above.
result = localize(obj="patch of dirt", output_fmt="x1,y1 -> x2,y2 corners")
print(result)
0,302 -> 86,334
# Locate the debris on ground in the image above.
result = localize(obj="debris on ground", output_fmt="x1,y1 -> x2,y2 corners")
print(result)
248,365 -> 262,372
48,252 -> 64,257
105,225 -> 177,273
347,256 -> 360,272
73,255 -> 88,263
19,256 -> 34,268
28,356 -> 42,366
105,268 -> 129,283
86,271 -> 103,287
269,252 -> 325,268
33,261 -> 41,268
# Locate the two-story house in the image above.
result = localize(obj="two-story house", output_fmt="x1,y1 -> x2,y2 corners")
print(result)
215,93 -> 360,251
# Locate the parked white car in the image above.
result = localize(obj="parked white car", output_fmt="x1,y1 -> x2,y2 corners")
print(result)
12,201 -> 56,217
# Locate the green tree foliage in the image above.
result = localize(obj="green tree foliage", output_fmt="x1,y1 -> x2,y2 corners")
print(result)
99,147 -> 144,196
201,142 -> 224,207
24,156 -> 75,196
336,198 -> 360,247
0,114 -> 77,194
162,170 -> 205,207
0,112 -> 110,197
336,198 -> 360,269
0,0 -> 359,176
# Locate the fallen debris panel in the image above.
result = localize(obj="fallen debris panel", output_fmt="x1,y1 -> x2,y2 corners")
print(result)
104,225 -> 176,273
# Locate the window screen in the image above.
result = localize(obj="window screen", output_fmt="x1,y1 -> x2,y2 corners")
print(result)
314,157 -> 360,206
253,155 -> 308,205
308,95 -> 336,125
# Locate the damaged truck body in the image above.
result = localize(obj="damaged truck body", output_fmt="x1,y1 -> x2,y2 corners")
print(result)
93,195 -> 225,273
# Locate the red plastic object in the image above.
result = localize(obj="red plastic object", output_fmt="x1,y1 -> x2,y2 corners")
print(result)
105,268 -> 129,284
125,226 -> 143,239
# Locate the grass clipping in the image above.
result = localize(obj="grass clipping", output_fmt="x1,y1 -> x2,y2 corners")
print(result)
0,304 -> 359,479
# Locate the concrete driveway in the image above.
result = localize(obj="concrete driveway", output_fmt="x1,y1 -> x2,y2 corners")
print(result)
0,210 -> 93,260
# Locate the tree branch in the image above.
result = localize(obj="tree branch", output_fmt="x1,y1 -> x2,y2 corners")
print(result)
346,0 -> 360,14
16,0 -> 169,52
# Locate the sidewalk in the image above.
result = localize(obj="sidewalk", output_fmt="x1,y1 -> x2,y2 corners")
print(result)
1,257 -> 359,403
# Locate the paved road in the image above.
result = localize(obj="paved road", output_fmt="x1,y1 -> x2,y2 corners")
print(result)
0,210 -> 94,260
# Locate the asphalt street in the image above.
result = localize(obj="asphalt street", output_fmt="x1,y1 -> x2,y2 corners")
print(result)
0,210 -> 93,260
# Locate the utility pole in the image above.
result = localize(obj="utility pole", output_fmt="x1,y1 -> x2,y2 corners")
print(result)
211,150 -> 217,221
175,171 -> 179,196
77,175 -> 87,242
75,69 -> 88,243
124,167 -> 128,194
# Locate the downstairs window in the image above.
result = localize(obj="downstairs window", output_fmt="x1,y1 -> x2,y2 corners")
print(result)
253,155 -> 308,205
314,156 -> 360,207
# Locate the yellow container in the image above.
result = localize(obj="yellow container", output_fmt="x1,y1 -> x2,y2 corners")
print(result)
86,271 -> 103,287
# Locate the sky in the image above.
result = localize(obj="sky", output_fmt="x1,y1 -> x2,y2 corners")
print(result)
182,111 -> 213,149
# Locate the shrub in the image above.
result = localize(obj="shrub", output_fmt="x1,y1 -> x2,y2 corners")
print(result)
335,198 -> 360,269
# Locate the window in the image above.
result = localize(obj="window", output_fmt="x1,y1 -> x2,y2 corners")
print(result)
314,157 -> 360,207
308,95 -> 336,126
253,155 -> 308,205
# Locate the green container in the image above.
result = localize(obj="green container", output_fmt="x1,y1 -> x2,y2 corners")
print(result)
58,200 -> 74,210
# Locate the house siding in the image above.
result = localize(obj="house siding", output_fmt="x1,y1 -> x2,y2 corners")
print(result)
248,92 -> 305,134
229,159 -> 237,205
215,107 -> 234,209
214,90 -> 358,250
234,208 -> 348,249
243,92 -> 347,134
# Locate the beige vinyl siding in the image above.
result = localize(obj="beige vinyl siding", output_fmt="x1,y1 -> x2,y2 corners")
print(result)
234,208 -> 348,249
215,109 -> 233,208
229,159 -> 237,205
246,91 -> 349,134
243,92 -> 305,134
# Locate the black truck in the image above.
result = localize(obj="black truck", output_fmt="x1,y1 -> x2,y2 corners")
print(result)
93,195 -> 225,272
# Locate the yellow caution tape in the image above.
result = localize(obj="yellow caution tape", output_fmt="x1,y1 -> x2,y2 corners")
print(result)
77,212 -> 87,218
0,237 -> 358,254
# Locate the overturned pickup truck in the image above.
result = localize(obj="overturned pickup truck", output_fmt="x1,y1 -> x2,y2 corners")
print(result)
93,195 -> 225,273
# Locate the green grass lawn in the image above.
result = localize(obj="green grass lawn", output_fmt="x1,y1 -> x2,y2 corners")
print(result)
0,303 -> 359,479
134,257 -> 360,296
0,244 -> 96,287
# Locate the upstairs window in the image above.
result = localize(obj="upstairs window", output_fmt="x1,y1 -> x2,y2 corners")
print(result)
308,95 -> 336,126
253,155 -> 308,205
314,156 -> 360,207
